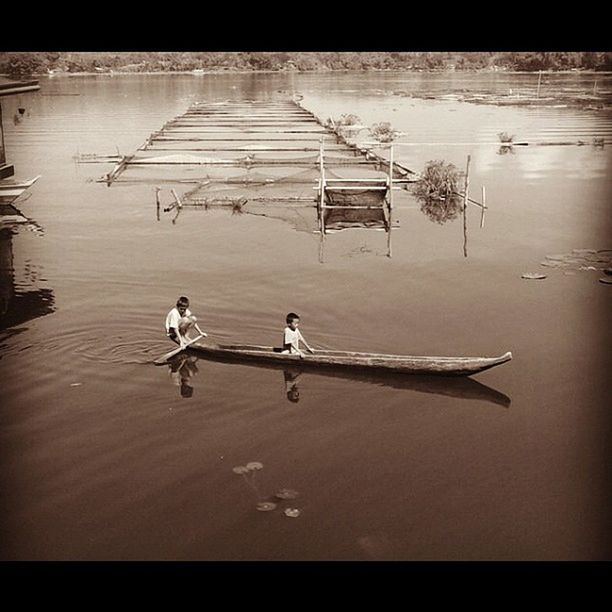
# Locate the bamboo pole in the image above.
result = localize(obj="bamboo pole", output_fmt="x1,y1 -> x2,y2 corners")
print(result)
140,145 -> 349,152
171,189 -> 183,210
480,185 -> 486,229
182,114 -> 311,119
164,127 -> 324,133
462,155 -> 471,258
318,222 -> 325,263
105,155 -> 133,186
133,158 -> 379,168
323,205 -> 386,210
387,144 -> 394,258
319,138 -> 326,237
325,178 -> 388,183
317,186 -> 388,191
151,136 -> 336,142
168,119 -> 320,124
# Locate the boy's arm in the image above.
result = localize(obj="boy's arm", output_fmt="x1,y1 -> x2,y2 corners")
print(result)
290,338 -> 304,357
186,310 -> 207,337
298,329 -> 315,354
194,321 -> 207,337
170,326 -> 187,347
168,312 -> 186,347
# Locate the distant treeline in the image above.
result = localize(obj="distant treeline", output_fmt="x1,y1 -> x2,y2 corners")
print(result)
2,52 -> 611,76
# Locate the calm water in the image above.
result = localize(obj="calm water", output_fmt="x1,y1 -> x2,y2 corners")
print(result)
0,72 -> 611,560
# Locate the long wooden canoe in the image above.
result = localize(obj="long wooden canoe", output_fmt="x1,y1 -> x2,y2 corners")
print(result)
187,342 -> 512,376
173,349 -> 511,407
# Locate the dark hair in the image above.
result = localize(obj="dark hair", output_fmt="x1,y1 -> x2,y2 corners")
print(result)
286,312 -> 300,324
177,296 -> 190,307
287,389 -> 300,403
181,382 -> 194,398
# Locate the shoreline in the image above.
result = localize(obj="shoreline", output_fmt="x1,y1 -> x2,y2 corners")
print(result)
6,69 -> 612,78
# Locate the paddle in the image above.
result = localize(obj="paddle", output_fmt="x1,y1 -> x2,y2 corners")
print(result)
154,334 -> 205,365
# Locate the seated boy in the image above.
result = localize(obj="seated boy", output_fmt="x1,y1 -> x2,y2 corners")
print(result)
282,312 -> 315,358
165,296 -> 207,347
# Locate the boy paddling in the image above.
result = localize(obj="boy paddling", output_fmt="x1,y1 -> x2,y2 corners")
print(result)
166,296 -> 207,348
283,312 -> 315,358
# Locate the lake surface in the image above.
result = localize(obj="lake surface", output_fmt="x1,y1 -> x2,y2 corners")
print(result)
0,71 -> 611,560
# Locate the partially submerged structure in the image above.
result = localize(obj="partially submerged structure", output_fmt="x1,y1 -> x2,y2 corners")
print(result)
94,97 -> 420,258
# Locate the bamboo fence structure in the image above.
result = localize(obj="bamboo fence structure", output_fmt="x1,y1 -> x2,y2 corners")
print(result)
81,97 -> 496,259
93,98 -> 411,257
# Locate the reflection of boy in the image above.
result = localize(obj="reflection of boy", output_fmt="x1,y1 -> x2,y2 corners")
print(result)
169,355 -> 199,399
283,369 -> 301,403
180,381 -> 194,399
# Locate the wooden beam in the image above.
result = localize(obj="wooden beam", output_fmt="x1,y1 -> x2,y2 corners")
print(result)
319,138 -> 325,237
462,155 -> 471,258
105,155 -> 134,185
387,144 -> 394,258
143,144 -> 350,151
480,185 -> 486,229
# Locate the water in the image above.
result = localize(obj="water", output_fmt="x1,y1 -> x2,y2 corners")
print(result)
0,72 -> 610,560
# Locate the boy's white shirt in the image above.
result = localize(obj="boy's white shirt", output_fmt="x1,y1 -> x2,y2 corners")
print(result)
165,307 -> 192,333
284,326 -> 304,353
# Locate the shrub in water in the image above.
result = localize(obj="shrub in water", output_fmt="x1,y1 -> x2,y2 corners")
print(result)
369,122 -> 398,143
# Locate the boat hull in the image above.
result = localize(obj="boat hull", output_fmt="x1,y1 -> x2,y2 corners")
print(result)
188,342 -> 512,377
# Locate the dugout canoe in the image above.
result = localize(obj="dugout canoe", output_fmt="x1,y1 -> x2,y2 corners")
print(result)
187,342 -> 512,376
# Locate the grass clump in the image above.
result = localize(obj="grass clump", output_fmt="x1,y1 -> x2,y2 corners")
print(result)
369,122 -> 398,143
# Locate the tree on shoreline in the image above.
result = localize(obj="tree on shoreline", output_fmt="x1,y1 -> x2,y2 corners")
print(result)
1,51 -> 611,76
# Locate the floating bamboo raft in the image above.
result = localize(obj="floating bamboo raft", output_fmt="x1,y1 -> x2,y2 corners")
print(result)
99,98 -> 416,187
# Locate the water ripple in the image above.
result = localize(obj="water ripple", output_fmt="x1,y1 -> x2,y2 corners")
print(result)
7,325 -> 168,366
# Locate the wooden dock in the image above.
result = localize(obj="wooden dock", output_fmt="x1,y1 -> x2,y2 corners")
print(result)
100,98 -> 416,189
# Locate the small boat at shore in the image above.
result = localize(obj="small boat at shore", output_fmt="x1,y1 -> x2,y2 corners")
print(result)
183,342 -> 512,377
0,175 -> 41,195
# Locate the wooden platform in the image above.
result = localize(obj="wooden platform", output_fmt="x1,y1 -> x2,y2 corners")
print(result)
94,97 -> 422,258
99,98 -> 417,190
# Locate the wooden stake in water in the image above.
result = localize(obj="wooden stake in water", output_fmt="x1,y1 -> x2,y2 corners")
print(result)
387,144 -> 394,258
537,71 -> 542,98
480,185 -> 486,229
463,155 -> 471,257
171,188 -> 183,209
319,138 -> 326,238
155,186 -> 161,221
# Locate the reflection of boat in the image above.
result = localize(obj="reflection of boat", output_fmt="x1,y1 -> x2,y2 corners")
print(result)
0,203 -> 29,225
0,227 -> 55,333
184,349 -> 511,408
187,342 -> 512,376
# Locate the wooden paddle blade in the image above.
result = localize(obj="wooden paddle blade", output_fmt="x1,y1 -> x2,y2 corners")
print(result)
153,334 -> 204,365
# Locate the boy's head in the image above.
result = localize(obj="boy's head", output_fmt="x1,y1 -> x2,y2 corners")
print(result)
177,296 -> 189,315
286,312 -> 300,330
